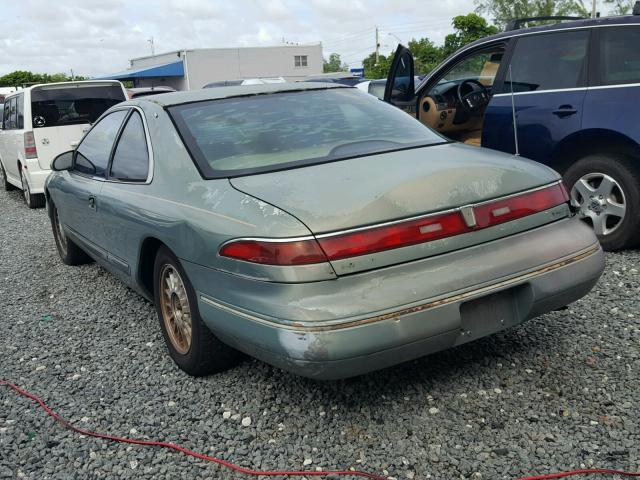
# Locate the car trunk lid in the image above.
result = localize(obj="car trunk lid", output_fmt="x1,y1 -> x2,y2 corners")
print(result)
229,143 -> 568,275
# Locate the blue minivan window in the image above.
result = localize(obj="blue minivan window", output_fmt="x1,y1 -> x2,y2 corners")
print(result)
505,31 -> 589,93
599,26 -> 640,85
170,88 -> 445,178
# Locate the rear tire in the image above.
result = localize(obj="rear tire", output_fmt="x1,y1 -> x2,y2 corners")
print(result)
564,154 -> 640,251
20,167 -> 45,209
50,202 -> 93,266
0,161 -> 15,191
153,246 -> 241,376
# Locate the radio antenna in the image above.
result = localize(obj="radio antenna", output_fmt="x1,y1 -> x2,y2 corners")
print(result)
509,64 -> 520,157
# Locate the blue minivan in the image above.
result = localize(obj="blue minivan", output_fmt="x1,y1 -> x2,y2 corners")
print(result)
384,7 -> 640,250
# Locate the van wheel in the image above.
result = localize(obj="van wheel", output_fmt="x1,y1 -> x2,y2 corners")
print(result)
0,161 -> 15,191
50,202 -> 93,265
153,246 -> 241,376
564,154 -> 640,251
20,168 -> 45,208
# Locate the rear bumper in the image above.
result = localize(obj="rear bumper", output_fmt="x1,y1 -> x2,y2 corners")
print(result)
23,159 -> 49,194
185,218 -> 604,379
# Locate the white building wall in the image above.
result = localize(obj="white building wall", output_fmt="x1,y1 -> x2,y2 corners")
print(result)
129,44 -> 323,90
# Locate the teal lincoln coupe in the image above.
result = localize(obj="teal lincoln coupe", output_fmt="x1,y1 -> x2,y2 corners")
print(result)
45,83 -> 605,380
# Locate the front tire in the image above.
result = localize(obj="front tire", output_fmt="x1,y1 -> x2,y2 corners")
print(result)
564,154 -> 640,251
0,161 -> 15,191
50,202 -> 93,266
20,167 -> 45,209
153,246 -> 241,376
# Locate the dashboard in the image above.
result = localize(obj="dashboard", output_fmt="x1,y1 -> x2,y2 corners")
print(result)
418,80 -> 486,134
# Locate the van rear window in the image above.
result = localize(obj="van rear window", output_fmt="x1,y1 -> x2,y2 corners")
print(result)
31,85 -> 125,128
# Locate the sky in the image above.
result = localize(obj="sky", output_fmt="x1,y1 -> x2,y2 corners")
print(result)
0,0 -> 476,77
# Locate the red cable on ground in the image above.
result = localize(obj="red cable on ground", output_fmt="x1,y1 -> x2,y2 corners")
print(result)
2,380 -> 640,480
0,380 -> 386,479
516,470 -> 640,480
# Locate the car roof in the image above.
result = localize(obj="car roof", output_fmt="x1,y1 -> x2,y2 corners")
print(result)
2,80 -> 123,100
466,13 -> 640,48
140,82 -> 349,107
415,13 -> 639,93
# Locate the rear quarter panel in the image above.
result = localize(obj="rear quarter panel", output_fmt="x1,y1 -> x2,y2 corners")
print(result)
96,101 -> 314,292
582,85 -> 640,146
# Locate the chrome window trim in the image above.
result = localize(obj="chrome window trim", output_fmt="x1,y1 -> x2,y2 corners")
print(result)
492,82 -> 640,97
493,87 -> 588,97
588,82 -> 640,90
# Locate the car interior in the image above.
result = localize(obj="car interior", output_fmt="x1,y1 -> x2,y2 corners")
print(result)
416,47 -> 505,147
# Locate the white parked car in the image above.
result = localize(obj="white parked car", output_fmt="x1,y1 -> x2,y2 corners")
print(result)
0,80 -> 128,208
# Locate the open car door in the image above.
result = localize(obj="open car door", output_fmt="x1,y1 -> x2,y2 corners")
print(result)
383,45 -> 416,116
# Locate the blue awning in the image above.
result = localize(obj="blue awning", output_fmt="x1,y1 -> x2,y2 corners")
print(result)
94,60 -> 184,80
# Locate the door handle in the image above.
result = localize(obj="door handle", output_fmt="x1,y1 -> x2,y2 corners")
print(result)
88,195 -> 96,210
552,105 -> 578,117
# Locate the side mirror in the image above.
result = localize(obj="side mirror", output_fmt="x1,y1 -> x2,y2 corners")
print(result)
52,151 -> 74,171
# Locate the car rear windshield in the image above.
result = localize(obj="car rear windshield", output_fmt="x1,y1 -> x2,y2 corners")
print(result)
168,88 -> 445,178
31,85 -> 125,129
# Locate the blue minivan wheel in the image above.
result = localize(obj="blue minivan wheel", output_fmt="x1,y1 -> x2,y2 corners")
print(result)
565,154 -> 640,251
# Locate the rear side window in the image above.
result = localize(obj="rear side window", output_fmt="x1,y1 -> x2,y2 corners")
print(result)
16,94 -> 24,129
31,85 -> 125,129
505,30 -> 589,92
3,98 -> 15,129
74,110 -> 128,177
598,26 -> 640,85
109,112 -> 149,182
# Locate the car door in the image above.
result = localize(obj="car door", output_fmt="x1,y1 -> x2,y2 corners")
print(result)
98,109 -> 152,281
55,109 -> 129,258
582,25 -> 640,147
482,29 -> 590,163
383,45 -> 416,115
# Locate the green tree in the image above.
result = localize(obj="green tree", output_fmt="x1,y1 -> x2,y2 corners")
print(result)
362,52 -> 393,79
604,0 -> 634,14
407,37 -> 443,75
0,70 -> 86,87
474,0 -> 588,28
442,13 -> 500,57
323,53 -> 347,73
361,13 -> 498,78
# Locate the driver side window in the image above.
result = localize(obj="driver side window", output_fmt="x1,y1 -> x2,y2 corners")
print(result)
391,52 -> 413,101
440,49 -> 504,87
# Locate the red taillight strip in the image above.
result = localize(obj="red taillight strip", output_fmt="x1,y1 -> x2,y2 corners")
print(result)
474,181 -> 569,229
219,182 -> 569,265
218,236 -> 328,266
316,182 -> 568,261
317,209 -> 471,261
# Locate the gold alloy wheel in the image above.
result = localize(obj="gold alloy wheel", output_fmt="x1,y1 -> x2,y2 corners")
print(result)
53,208 -> 68,255
159,264 -> 193,355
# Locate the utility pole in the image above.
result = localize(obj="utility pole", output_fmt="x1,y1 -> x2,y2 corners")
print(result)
147,36 -> 155,56
375,26 -> 379,65
592,0 -> 597,18
70,69 -> 74,81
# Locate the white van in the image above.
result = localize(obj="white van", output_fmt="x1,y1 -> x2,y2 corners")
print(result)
0,80 -> 128,208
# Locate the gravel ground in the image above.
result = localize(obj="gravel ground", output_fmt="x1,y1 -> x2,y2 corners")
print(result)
1,184 -> 639,480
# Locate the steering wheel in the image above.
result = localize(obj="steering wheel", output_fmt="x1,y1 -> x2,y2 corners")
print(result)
457,79 -> 490,113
